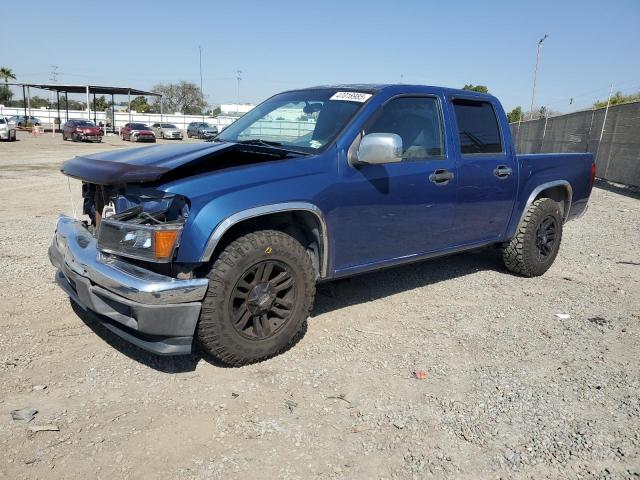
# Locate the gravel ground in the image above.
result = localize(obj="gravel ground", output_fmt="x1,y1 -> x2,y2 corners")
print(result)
0,132 -> 638,479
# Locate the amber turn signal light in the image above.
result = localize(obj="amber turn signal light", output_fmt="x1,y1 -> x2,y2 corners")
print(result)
154,229 -> 180,260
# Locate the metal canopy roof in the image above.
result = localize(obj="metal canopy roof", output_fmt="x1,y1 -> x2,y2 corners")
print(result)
7,83 -> 160,96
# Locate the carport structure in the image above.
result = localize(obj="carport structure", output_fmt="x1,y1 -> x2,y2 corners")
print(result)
7,83 -> 163,131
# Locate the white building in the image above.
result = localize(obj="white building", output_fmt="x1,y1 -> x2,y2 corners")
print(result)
220,103 -> 255,115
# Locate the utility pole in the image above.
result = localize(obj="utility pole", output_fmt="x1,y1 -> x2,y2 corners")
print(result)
236,69 -> 242,114
49,64 -> 59,83
49,65 -> 59,130
199,45 -> 204,121
597,83 -> 613,176
529,34 -> 548,119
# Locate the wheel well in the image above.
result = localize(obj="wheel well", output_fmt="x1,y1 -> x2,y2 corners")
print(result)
205,211 -> 325,279
534,185 -> 571,220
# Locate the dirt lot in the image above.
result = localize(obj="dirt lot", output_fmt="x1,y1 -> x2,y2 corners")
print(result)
0,131 -> 638,479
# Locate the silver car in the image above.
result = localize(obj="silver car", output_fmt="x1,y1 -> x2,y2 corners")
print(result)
8,115 -> 41,126
0,117 -> 17,141
187,122 -> 218,139
152,123 -> 183,140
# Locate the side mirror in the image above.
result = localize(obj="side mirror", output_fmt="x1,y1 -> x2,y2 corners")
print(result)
356,133 -> 403,165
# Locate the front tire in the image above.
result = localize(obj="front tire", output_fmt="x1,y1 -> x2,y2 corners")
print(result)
502,198 -> 563,277
197,230 -> 316,366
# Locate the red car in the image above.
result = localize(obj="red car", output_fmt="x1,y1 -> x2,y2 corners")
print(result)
62,119 -> 103,143
121,123 -> 156,143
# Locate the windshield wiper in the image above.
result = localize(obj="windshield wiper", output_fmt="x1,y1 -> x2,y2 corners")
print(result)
235,139 -> 311,156
236,139 -> 284,147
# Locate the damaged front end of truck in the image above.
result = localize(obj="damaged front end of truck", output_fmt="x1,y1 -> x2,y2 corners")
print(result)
48,143 -> 238,354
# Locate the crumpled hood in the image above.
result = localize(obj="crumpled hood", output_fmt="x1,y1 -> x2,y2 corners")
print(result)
61,142 -> 234,185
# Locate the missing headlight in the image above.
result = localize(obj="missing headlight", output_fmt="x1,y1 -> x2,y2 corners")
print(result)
95,191 -> 190,263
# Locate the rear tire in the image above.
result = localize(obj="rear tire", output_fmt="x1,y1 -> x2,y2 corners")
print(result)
502,198 -> 563,277
197,230 -> 316,366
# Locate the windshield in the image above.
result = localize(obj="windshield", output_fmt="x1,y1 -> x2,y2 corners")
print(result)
161,124 -> 177,128
217,89 -> 371,152
131,123 -> 149,130
76,120 -> 95,127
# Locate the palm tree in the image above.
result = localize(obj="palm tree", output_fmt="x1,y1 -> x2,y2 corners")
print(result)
0,67 -> 16,104
0,67 -> 16,84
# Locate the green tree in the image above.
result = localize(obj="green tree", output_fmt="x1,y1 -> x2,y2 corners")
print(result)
593,91 -> 640,109
210,106 -> 221,116
507,106 -> 524,123
47,98 -> 86,111
0,67 -> 16,104
129,95 -> 151,113
462,84 -> 489,94
151,81 -> 207,115
29,96 -> 51,108
94,95 -> 112,111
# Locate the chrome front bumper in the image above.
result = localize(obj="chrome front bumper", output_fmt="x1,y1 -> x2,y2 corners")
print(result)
48,215 -> 209,354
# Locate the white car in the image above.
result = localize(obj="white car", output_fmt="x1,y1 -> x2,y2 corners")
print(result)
0,117 -> 17,141
152,123 -> 183,140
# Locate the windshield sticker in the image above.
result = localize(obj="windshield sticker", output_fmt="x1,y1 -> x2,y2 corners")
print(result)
309,140 -> 322,149
330,91 -> 372,103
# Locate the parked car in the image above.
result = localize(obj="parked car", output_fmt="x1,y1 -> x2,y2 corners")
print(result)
152,123 -> 183,140
9,115 -> 42,126
62,119 -> 103,143
51,84 -> 595,365
0,117 -> 17,141
121,123 -> 156,142
187,122 -> 218,139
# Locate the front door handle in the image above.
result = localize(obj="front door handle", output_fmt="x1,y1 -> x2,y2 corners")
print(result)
493,165 -> 513,179
429,168 -> 454,185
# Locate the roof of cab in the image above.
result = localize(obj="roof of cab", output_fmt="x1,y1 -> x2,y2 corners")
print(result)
302,83 -> 496,100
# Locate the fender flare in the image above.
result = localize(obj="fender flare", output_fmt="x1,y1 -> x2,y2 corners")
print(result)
200,202 -> 329,277
517,180 -> 573,229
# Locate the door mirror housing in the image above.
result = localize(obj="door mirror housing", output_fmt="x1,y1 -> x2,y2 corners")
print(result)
356,133 -> 403,165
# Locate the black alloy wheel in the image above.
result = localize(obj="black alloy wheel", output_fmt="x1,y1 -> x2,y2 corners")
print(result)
229,260 -> 296,340
535,215 -> 557,260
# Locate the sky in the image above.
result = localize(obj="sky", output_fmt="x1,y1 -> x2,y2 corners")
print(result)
3,0 -> 639,113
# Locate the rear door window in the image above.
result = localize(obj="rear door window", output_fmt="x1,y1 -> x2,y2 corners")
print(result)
452,99 -> 503,155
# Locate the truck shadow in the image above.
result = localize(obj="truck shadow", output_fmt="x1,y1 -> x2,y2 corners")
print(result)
70,301 -> 203,373
594,179 -> 640,200
312,246 -> 505,316
71,246 -> 504,372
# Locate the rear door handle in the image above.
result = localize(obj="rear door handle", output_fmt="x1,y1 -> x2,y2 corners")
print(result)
429,168 -> 454,185
493,165 -> 513,179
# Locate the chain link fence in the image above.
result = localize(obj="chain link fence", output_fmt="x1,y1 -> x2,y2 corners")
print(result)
510,101 -> 640,187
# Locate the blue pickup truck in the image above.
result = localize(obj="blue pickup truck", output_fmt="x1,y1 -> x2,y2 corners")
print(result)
49,84 -> 595,365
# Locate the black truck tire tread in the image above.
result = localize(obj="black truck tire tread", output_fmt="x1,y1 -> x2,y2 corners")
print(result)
197,230 -> 315,366
502,197 -> 563,277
